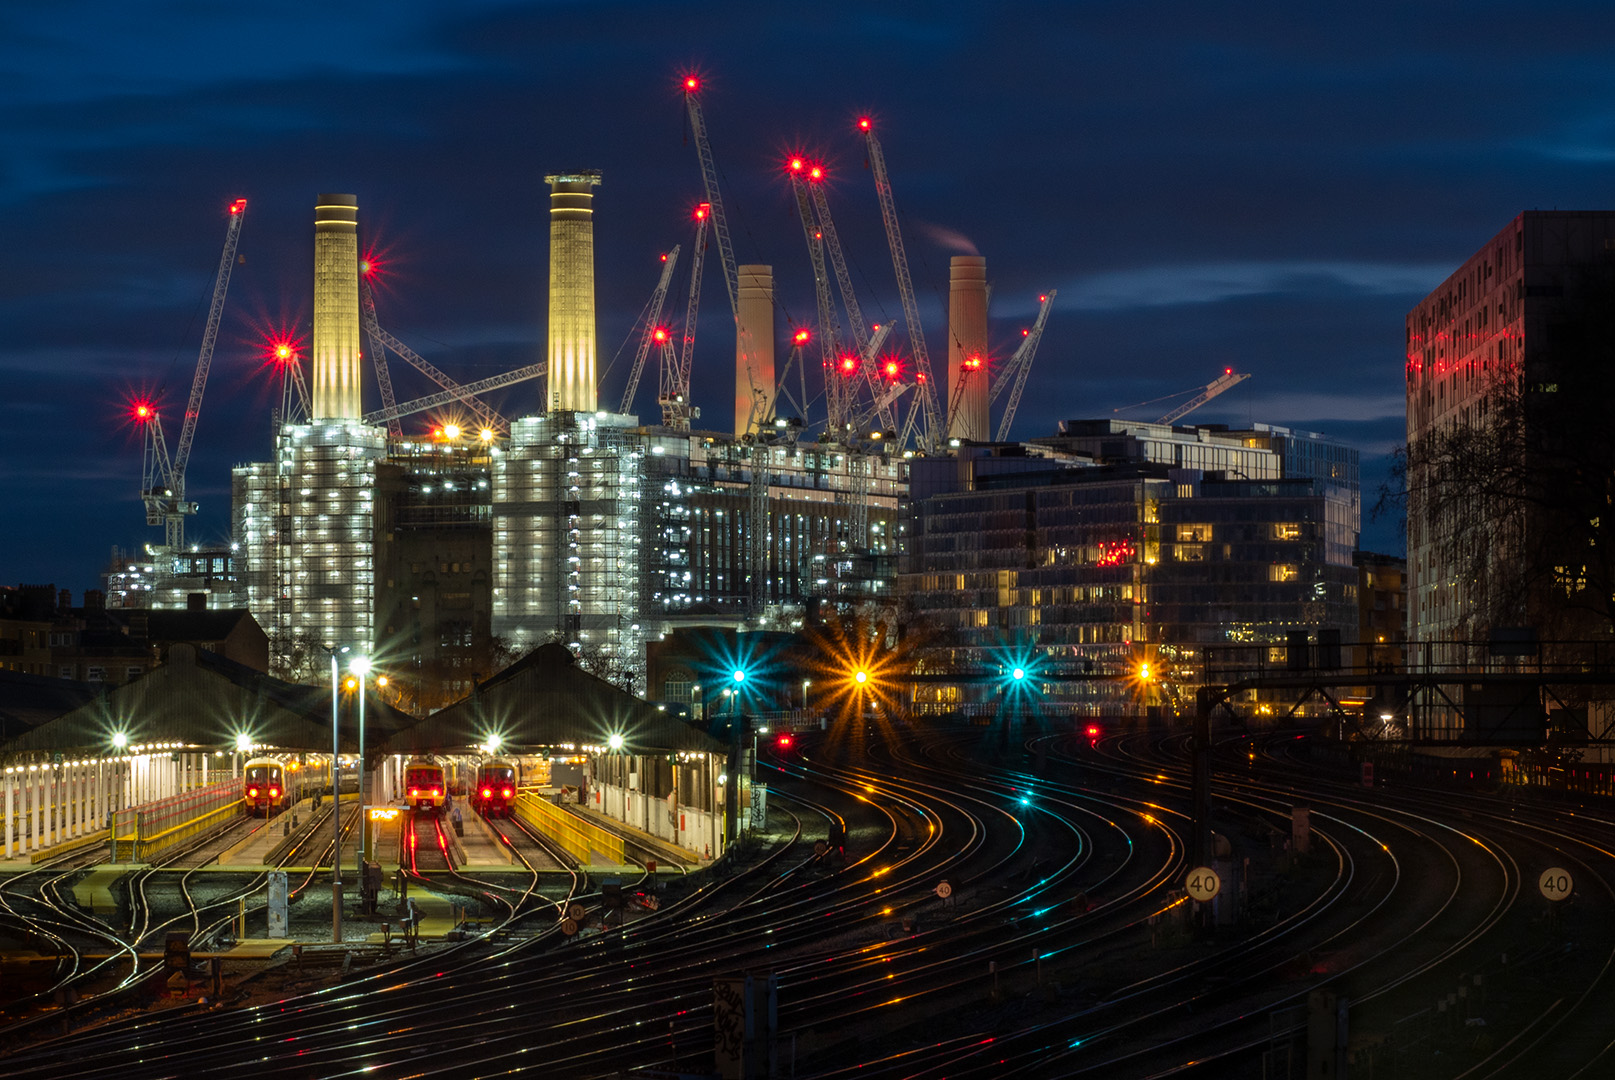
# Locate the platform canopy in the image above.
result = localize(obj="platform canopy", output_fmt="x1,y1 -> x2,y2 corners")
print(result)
0,644 -> 413,758
385,643 -> 725,757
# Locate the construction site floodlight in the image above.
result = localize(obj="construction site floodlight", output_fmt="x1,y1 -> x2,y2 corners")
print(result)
235,732 -> 253,752
607,733 -> 626,751
112,732 -> 128,750
443,423 -> 462,440
348,656 -> 371,677
479,427 -> 496,442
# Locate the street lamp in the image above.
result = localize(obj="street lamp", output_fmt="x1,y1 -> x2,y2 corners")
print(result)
313,643 -> 349,943
802,679 -> 811,710
348,656 -> 372,866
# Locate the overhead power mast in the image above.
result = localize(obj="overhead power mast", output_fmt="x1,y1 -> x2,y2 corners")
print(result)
860,117 -> 942,450
140,197 -> 247,552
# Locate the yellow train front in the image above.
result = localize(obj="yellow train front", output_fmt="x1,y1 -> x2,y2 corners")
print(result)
471,759 -> 519,818
404,758 -> 447,813
242,757 -> 289,816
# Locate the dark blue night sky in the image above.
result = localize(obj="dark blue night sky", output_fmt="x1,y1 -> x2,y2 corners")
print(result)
7,1 -> 1614,591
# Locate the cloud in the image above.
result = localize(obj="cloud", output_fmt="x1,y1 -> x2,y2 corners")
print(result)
1060,260 -> 1453,312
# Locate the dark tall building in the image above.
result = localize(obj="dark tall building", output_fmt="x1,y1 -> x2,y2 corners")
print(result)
1407,211 -> 1615,645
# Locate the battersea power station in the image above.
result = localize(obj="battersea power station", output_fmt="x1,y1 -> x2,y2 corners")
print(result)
97,91 -> 1364,722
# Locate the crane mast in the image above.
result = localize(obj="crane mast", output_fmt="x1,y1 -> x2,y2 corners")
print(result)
992,290 -> 1056,442
789,168 -> 848,433
619,245 -> 680,414
363,317 -> 505,432
860,118 -> 941,450
359,275 -> 404,439
684,78 -> 765,432
660,206 -> 709,428
141,197 -> 247,552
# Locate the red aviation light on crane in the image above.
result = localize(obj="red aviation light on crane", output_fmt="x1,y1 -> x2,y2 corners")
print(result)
964,354 -> 983,371
883,359 -> 901,379
132,401 -> 155,422
840,355 -> 859,375
788,157 -> 805,173
229,198 -> 246,215
793,329 -> 811,345
652,327 -> 669,343
683,75 -> 700,92
808,165 -> 824,182
858,117 -> 872,131
695,203 -> 710,220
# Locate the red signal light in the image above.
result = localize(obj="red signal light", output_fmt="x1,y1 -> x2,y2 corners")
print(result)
1086,725 -> 1100,738
777,734 -> 793,749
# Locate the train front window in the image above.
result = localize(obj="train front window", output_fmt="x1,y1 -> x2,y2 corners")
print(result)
482,768 -> 515,785
246,766 -> 274,784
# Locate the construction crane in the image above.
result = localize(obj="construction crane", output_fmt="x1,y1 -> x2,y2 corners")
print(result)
138,197 -> 247,552
362,364 -> 546,426
787,159 -> 849,432
619,245 -> 680,414
800,163 -> 900,432
660,204 -> 709,428
859,117 -> 942,451
683,76 -> 765,433
1115,368 -> 1253,426
362,316 -> 505,433
991,290 -> 1056,442
359,272 -> 403,439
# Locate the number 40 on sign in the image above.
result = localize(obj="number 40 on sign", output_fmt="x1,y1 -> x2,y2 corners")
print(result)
1539,867 -> 1573,902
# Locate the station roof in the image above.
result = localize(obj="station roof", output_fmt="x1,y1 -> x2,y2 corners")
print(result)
0,644 -> 414,757
385,643 -> 725,756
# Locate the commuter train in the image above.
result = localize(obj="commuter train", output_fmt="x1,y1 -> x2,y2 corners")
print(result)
404,758 -> 448,813
471,758 -> 520,818
242,757 -> 290,816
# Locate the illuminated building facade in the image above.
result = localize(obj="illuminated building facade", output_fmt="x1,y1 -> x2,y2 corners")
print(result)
311,195 -> 363,421
901,422 -> 1359,718
545,173 -> 602,413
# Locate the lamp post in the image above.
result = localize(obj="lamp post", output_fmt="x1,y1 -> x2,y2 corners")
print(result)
348,656 -> 371,867
329,646 -> 342,942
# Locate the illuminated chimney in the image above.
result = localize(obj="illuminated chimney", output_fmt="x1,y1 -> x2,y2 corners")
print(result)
545,172 -> 602,412
312,194 -> 362,420
736,265 -> 775,438
947,255 -> 989,442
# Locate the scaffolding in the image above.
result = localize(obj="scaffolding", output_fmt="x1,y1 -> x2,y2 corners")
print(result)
235,421 -> 385,666
493,412 -> 645,686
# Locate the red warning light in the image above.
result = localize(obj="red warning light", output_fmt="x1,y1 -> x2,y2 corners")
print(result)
683,75 -> 700,92
229,198 -> 246,215
652,327 -> 669,343
1225,367 -> 1233,375
132,401 -> 155,422
788,157 -> 805,172
965,354 -> 983,371
1086,725 -> 1100,738
840,356 -> 859,374
660,252 -> 668,262
694,203 -> 710,220
776,734 -> 794,749
858,117 -> 871,131
809,165 -> 824,182
1022,328 -> 1030,337
793,329 -> 811,345
883,360 -> 900,379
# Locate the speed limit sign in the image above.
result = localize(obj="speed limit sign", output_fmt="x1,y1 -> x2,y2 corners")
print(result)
1539,867 -> 1574,902
1185,866 -> 1221,902
935,880 -> 953,899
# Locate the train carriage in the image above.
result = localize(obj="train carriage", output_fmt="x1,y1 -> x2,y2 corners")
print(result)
472,758 -> 519,818
242,757 -> 289,816
404,758 -> 447,813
